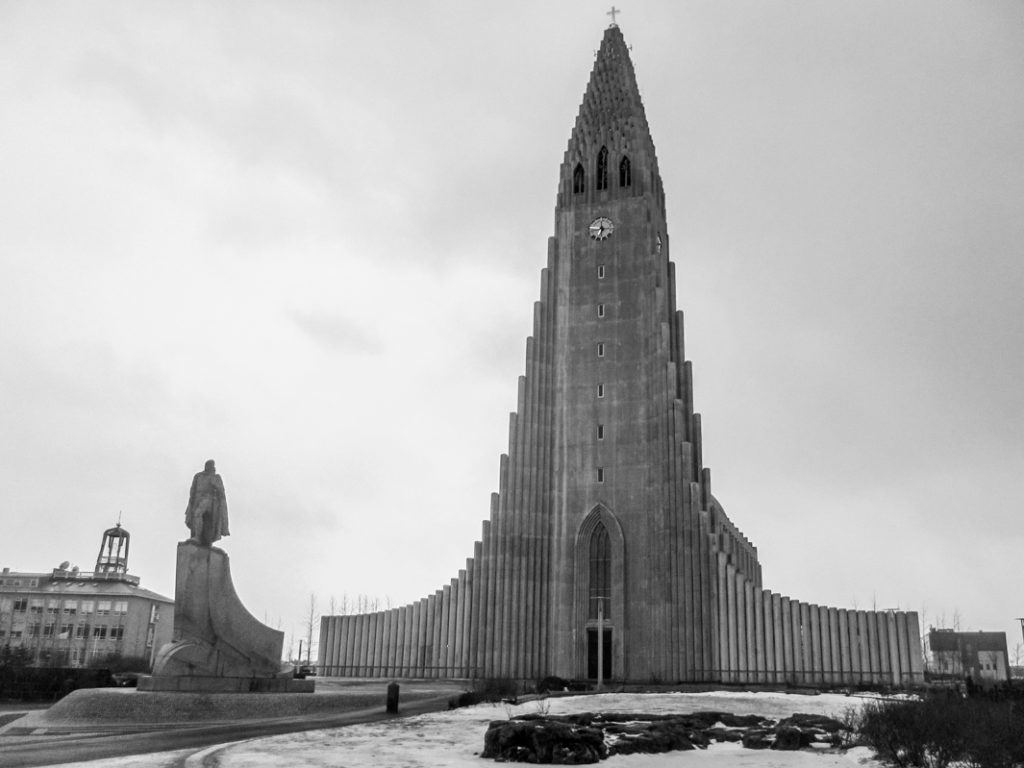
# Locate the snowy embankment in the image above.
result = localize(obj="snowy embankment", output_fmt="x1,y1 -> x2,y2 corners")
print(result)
57,690 -> 886,768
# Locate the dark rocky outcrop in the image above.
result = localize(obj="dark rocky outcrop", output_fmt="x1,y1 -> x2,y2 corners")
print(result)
481,709 -> 849,763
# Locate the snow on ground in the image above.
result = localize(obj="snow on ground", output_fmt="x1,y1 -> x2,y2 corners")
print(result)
53,690 -> 886,768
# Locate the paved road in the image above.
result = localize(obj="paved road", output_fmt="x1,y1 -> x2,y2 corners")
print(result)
0,681 -> 464,768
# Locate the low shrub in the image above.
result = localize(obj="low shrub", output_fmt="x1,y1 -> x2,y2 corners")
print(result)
855,692 -> 1024,768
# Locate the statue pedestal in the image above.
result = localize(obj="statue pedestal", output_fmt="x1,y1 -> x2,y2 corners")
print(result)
141,541 -> 313,694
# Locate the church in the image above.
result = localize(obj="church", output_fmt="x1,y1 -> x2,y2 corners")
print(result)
319,24 -> 924,687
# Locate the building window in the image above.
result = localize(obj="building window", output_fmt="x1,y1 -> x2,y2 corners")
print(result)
150,605 -> 160,623
597,384 -> 605,398
81,601 -> 95,615
573,163 -> 585,194
75,625 -> 88,639
13,598 -> 27,612
597,424 -> 604,440
113,601 -> 128,615
597,303 -> 605,318
97,601 -> 111,616
47,599 -> 59,614
596,146 -> 609,191
64,601 -> 77,615
59,624 -> 73,639
110,626 -> 125,641
43,623 -> 55,637
29,579 -> 38,587
92,625 -> 107,640
597,342 -> 605,357
619,155 -> 631,187
28,623 -> 41,638
29,599 -> 44,614
596,467 -> 605,483
146,626 -> 155,648
10,629 -> 22,640
588,522 -> 611,619
597,265 -> 606,279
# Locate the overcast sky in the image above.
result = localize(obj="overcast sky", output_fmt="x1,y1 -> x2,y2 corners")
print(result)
1,0 -> 1022,659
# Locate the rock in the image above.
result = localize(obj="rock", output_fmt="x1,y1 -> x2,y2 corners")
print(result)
607,721 -> 696,756
779,713 -> 844,733
706,726 -> 744,742
741,729 -> 771,750
482,719 -> 607,764
719,713 -> 767,728
772,725 -> 813,751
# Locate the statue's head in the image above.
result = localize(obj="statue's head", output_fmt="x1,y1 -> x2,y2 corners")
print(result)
204,459 -> 216,472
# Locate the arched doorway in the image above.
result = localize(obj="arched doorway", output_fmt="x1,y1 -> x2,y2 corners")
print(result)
575,506 -> 625,680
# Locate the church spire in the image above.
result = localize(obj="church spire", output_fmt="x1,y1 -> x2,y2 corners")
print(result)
558,26 -> 663,211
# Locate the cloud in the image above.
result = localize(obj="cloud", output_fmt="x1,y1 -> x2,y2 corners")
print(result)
290,311 -> 381,355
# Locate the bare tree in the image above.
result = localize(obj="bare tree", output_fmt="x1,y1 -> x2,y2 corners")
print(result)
305,593 -> 318,666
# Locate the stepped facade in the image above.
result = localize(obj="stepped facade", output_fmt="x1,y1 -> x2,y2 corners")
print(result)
319,25 -> 924,686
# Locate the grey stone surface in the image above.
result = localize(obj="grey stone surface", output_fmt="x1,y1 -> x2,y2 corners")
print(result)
144,541 -> 298,692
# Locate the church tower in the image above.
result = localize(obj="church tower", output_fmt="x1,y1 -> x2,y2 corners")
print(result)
320,24 -> 924,686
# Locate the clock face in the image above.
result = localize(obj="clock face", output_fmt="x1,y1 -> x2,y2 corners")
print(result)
588,216 -> 614,241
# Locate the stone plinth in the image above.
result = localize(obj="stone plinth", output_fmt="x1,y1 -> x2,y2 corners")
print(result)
141,541 -> 308,693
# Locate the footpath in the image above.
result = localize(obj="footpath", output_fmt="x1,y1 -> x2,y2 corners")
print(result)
0,679 -> 466,768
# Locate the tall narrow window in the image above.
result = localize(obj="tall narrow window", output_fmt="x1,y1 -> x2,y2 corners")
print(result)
619,155 -> 631,187
573,163 -> 585,194
589,523 -> 611,619
596,146 -> 609,191
597,424 -> 604,440
597,303 -> 605,318
597,265 -> 606,279
597,342 -> 605,357
597,383 -> 605,398
596,467 -> 605,483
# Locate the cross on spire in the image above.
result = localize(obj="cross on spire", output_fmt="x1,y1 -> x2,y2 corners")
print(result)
607,6 -> 620,26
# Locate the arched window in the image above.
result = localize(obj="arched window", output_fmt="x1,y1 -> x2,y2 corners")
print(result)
573,163 -> 585,194
596,146 -> 609,191
588,523 -> 611,619
619,155 -> 631,187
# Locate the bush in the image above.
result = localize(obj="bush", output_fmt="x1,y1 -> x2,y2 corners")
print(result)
448,677 -> 520,709
855,692 -> 1024,768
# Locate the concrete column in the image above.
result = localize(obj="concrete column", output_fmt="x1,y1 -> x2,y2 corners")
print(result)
409,603 -> 419,676
780,597 -> 793,680
349,615 -> 362,677
726,563 -> 738,682
754,587 -> 765,684
339,617 -> 353,678
481,510 -> 497,676
906,612 -> 925,684
367,613 -> 380,678
800,603 -> 813,684
811,606 -> 827,684
716,551 -> 728,683
744,579 -> 756,682
838,609 -> 851,683
770,593 -> 783,684
875,613 -> 891,684
815,610 -> 831,688
443,583 -> 455,677
887,612 -> 902,686
896,612 -> 911,688
863,611 -> 878,684
828,608 -> 840,686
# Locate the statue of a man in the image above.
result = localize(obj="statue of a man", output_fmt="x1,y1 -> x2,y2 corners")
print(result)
185,459 -> 230,546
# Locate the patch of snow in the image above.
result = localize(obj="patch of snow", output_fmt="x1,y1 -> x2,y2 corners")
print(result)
52,691 -> 886,768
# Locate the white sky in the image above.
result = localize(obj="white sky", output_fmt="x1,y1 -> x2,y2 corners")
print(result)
1,1 -> 1022,658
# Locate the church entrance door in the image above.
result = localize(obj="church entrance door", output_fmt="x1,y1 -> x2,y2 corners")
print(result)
586,627 -> 612,679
